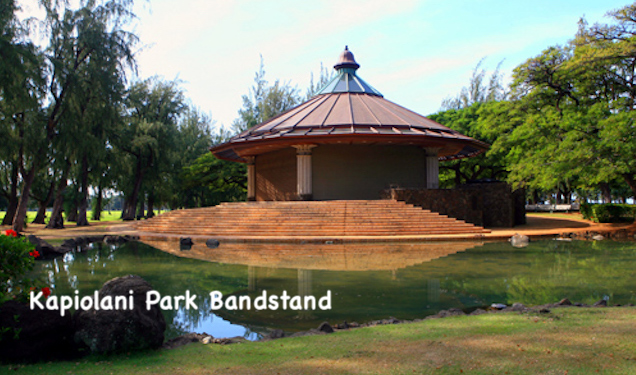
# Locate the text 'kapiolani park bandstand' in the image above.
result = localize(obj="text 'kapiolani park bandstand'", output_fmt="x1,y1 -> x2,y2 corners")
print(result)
210,47 -> 525,230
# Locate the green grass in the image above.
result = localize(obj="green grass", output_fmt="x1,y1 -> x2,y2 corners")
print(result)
5,307 -> 636,374
0,210 -> 123,225
527,212 -> 585,220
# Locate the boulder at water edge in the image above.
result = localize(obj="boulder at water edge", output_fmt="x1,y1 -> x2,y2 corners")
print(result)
0,300 -> 79,362
74,275 -> 166,354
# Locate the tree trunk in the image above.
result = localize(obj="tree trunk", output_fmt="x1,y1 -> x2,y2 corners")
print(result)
1,165 -> 19,226
91,183 -> 103,221
532,190 -> 540,205
136,194 -> 145,220
599,182 -> 612,203
46,164 -> 70,229
2,198 -> 18,226
121,160 -> 143,221
623,173 -> 636,200
66,204 -> 78,222
453,164 -> 462,187
146,191 -> 155,218
76,155 -> 90,226
12,166 -> 37,233
33,178 -> 56,224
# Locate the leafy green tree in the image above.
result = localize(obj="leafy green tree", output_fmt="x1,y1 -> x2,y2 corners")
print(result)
431,59 -> 510,187
29,167 -> 55,224
430,102 -> 509,187
0,0 -> 45,226
7,0 -> 137,232
503,4 -> 636,200
115,77 -> 185,220
180,153 -> 246,207
166,108 -> 215,209
568,5 -> 636,197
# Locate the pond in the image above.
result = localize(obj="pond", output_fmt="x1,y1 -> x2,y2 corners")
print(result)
34,238 -> 636,341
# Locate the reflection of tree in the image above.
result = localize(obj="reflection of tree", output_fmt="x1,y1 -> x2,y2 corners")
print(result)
506,241 -> 636,305
439,240 -> 636,306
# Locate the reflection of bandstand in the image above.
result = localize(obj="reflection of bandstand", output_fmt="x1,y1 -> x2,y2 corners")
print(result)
140,239 -> 483,271
140,239 -> 483,331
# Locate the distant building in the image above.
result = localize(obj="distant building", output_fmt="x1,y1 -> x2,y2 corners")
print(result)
210,47 -> 488,202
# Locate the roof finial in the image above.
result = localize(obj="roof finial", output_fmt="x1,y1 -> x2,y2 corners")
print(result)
334,46 -> 360,71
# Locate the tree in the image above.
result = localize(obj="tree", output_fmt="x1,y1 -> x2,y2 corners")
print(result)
168,107 -> 215,209
231,57 -> 301,133
440,59 -> 508,110
503,4 -> 636,200
305,62 -> 334,99
431,59 -> 510,187
179,153 -> 246,207
429,102 -> 509,187
7,0 -> 137,232
568,4 -> 636,197
115,77 -> 185,220
0,0 -> 45,226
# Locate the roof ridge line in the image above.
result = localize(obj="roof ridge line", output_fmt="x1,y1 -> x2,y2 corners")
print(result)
320,93 -> 341,127
247,95 -> 322,137
287,94 -> 333,133
380,97 -> 458,134
368,95 -> 412,127
347,93 -> 354,126
354,93 -> 382,126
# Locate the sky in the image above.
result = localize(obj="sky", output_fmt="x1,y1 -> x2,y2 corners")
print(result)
20,0 -> 632,130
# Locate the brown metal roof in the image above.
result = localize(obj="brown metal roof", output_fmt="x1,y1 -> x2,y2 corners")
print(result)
211,48 -> 489,162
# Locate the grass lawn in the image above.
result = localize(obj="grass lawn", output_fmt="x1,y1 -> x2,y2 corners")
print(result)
0,210 -> 123,225
6,307 -> 636,374
527,212 -> 585,221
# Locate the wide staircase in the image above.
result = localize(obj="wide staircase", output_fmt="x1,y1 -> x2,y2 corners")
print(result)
134,200 -> 489,237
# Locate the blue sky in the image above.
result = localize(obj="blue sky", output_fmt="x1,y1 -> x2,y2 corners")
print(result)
23,0 -> 633,130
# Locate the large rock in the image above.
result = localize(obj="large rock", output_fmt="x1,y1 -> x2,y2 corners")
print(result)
0,300 -> 79,363
317,321 -> 334,333
74,275 -> 166,354
27,235 -> 65,259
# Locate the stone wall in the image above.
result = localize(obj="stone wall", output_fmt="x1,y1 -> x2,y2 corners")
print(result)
382,182 -> 525,228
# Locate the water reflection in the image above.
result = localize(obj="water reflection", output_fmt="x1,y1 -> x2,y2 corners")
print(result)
140,239 -> 482,271
138,239 -> 486,332
33,239 -> 636,341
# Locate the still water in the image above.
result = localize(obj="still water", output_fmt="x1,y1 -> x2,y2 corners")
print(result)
35,239 -> 636,341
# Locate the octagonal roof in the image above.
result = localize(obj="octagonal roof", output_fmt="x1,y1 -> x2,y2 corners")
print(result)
211,47 -> 489,162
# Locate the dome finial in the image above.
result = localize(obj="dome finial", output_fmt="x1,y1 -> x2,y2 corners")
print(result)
334,46 -> 360,71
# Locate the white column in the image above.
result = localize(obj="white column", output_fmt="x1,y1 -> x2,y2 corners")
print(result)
246,156 -> 256,201
293,145 -> 316,200
425,148 -> 440,189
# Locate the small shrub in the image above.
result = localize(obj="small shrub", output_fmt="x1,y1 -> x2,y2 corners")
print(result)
581,203 -> 636,223
0,230 -> 40,304
580,203 -> 593,220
